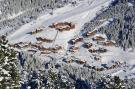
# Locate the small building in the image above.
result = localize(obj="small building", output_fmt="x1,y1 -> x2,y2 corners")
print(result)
62,58 -> 73,63
88,48 -> 97,53
98,47 -> 107,53
83,43 -> 93,49
49,22 -> 75,31
69,46 -> 79,53
92,36 -> 105,41
36,37 -> 53,43
89,47 -> 107,53
69,37 -> 83,45
103,40 -> 115,46
31,28 -> 43,35
75,60 -> 86,65
85,30 -> 97,37
95,67 -> 104,71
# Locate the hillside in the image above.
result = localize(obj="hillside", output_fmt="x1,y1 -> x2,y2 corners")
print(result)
0,0 -> 135,89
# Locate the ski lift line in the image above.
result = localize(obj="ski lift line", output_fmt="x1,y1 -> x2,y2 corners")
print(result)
52,30 -> 59,47
84,0 -> 96,29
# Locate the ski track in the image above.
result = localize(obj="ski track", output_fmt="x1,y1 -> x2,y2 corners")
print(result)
8,0 -> 111,41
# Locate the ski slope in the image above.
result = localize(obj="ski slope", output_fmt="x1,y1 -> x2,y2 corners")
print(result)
8,0 -> 112,43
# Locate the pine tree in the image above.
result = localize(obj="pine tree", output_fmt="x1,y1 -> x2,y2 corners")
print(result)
0,35 -> 20,89
103,76 -> 126,89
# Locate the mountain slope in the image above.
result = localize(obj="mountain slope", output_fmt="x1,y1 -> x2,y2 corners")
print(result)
0,0 -> 135,88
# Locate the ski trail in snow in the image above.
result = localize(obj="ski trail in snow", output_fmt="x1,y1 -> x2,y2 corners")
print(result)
8,0 -> 111,42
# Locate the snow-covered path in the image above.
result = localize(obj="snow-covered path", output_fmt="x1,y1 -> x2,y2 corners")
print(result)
8,0 -> 112,42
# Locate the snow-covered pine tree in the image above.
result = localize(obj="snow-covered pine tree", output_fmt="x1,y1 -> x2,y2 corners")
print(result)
102,76 -> 126,89
0,35 -> 20,89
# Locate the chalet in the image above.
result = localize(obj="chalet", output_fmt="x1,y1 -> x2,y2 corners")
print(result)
62,58 -> 73,63
69,46 -> 79,53
96,67 -> 104,71
51,45 -> 62,53
88,48 -> 97,53
103,40 -> 115,46
40,45 -> 62,53
22,44 -> 31,48
83,64 -> 92,69
83,42 -> 93,48
49,22 -> 75,31
114,61 -> 121,65
75,60 -> 86,64
31,44 -> 41,49
108,64 -> 117,70
69,37 -> 83,44
92,36 -> 105,41
49,22 -> 59,28
98,47 -> 107,53
31,28 -> 43,35
88,47 -> 107,53
85,30 -> 97,37
69,23 -> 75,29
67,59 -> 73,63
36,37 -> 53,43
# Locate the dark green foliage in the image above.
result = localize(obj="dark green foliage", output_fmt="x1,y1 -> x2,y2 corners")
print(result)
102,76 -> 126,89
83,0 -> 135,50
0,35 -> 20,89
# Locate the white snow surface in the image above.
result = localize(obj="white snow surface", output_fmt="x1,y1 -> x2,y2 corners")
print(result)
0,0 -> 134,79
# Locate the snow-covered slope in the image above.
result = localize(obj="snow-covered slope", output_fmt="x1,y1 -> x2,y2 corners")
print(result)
0,0 -> 135,84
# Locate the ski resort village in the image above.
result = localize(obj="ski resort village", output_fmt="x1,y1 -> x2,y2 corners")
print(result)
0,0 -> 135,89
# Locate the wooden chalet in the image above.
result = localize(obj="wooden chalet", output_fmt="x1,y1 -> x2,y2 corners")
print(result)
103,40 -> 115,46
69,46 -> 79,53
85,30 -> 97,37
39,45 -> 62,53
88,48 -> 97,53
75,60 -> 86,64
69,37 -> 83,45
89,47 -> 107,53
62,58 -> 73,63
95,67 -> 104,72
83,42 -> 93,48
31,28 -> 43,35
36,37 -> 53,43
92,36 -> 105,41
66,59 -> 73,63
49,22 -> 75,31
98,47 -> 107,53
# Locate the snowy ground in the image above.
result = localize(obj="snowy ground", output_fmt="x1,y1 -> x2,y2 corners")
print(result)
0,0 -> 134,79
